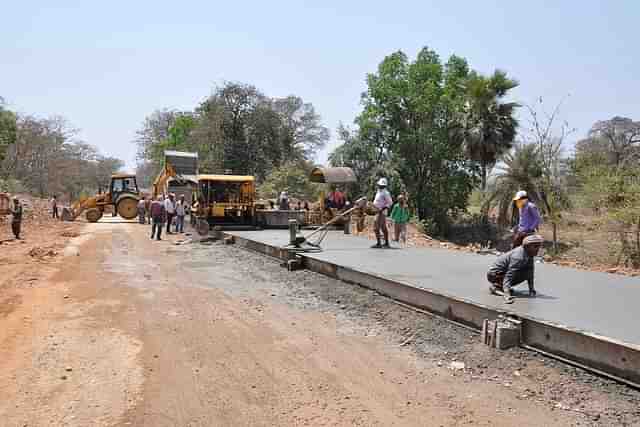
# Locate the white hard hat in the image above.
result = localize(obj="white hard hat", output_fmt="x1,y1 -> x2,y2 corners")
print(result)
377,178 -> 388,187
513,190 -> 528,201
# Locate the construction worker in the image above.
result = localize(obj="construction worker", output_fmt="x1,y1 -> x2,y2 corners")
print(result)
51,195 -> 59,219
372,177 -> 393,249
164,193 -> 176,234
137,197 -> 146,224
10,197 -> 23,240
487,234 -> 544,304
144,196 -> 152,225
150,195 -> 165,241
175,195 -> 186,233
512,190 -> 541,248
390,194 -> 410,245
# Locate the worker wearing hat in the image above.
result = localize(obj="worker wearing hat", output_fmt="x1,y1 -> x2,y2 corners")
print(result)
10,196 -> 23,240
487,234 -> 544,303
512,190 -> 541,248
372,177 -> 393,248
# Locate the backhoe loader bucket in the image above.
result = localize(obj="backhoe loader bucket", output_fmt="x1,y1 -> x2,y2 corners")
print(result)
61,207 -> 77,222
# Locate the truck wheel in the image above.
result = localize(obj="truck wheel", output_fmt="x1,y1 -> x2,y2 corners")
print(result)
116,198 -> 138,220
86,208 -> 103,223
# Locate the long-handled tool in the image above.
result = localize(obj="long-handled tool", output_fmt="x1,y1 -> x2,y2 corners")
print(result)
285,197 -> 367,253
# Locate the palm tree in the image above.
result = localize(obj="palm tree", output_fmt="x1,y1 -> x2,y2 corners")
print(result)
465,70 -> 519,191
486,143 -> 543,226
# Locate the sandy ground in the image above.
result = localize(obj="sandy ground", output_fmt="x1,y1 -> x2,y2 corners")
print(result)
1,218 -> 639,426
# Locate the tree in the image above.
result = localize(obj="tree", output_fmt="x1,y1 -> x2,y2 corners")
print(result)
487,143 -> 543,226
135,82 -> 329,181
588,117 -> 640,167
257,161 -> 321,201
358,48 -> 478,234
272,96 -> 329,160
1,113 -> 122,200
522,98 -> 574,253
581,165 -> 640,267
0,97 -> 17,167
329,124 -> 390,199
464,70 -> 519,190
134,109 -> 179,168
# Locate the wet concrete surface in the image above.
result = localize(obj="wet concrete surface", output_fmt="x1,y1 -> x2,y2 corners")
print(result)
230,230 -> 640,347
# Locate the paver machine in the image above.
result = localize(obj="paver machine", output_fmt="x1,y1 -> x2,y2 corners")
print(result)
193,174 -> 263,235
62,174 -> 141,222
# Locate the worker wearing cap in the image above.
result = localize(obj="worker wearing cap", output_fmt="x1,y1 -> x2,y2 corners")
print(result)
487,234 -> 544,303
372,178 -> 393,248
512,190 -> 541,248
10,197 -> 23,240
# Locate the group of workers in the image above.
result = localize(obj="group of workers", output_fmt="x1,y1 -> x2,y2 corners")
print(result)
8,178 -> 543,304
369,177 -> 543,304
137,193 -> 189,241
370,177 -> 410,248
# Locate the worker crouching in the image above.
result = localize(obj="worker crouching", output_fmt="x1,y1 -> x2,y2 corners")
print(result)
487,235 -> 544,304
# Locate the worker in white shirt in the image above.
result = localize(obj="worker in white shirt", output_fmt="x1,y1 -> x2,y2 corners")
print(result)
372,177 -> 393,248
175,195 -> 186,233
164,193 -> 176,234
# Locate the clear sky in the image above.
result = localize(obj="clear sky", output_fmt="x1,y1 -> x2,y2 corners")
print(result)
2,1 -> 638,171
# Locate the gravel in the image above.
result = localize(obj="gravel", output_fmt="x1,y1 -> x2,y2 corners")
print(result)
193,240 -> 640,426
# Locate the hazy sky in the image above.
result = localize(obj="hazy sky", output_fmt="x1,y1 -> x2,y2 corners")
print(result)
2,1 -> 638,171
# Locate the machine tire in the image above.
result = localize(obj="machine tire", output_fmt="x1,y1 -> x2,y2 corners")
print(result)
116,197 -> 139,220
86,208 -> 103,223
197,218 -> 210,236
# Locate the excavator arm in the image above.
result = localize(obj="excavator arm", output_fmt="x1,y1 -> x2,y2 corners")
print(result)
152,163 -> 187,199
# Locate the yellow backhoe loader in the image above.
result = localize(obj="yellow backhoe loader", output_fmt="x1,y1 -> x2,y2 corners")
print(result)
62,174 -> 141,222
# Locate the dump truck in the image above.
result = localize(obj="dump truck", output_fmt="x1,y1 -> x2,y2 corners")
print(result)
62,174 -> 141,222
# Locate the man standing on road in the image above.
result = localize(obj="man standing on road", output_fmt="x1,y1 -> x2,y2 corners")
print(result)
487,234 -> 543,303
10,197 -> 23,240
51,195 -> 59,220
512,190 -> 541,248
144,196 -> 152,225
175,195 -> 186,233
372,178 -> 393,249
164,193 -> 176,234
137,197 -> 146,224
150,195 -> 165,241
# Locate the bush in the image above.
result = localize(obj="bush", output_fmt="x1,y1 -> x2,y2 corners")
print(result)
0,178 -> 28,194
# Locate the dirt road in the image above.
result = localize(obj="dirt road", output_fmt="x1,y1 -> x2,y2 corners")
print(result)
1,219 -> 638,426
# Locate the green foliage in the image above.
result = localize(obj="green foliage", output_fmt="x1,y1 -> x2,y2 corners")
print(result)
257,162 -> 321,201
0,100 -> 17,165
487,143 -> 543,226
136,82 -> 329,182
464,70 -> 519,190
358,47 -> 478,235
2,114 -> 123,199
0,177 -> 27,193
329,124 -> 396,199
581,165 -> 640,267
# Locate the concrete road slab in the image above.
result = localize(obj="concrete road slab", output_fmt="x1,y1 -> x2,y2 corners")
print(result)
230,230 -> 640,347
